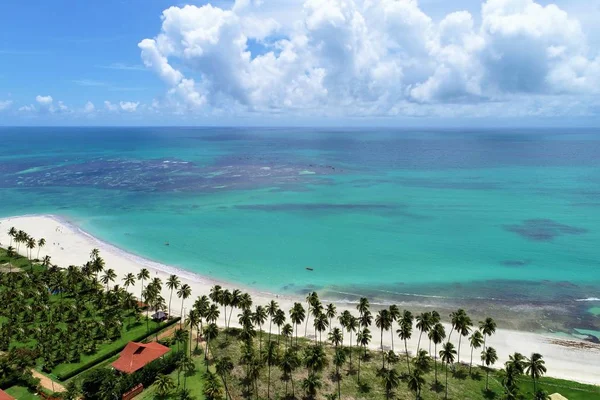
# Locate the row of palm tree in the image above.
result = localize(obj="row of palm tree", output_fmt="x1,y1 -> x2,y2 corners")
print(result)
5,226 -> 46,270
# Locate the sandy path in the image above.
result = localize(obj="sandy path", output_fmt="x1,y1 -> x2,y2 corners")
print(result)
31,369 -> 66,393
1,215 -> 599,385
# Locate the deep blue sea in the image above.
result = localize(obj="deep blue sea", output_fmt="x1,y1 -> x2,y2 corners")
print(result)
1,127 -> 599,333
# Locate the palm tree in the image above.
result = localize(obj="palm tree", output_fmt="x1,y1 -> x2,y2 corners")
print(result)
36,238 -> 46,259
215,356 -> 234,400
6,246 -> 15,272
415,311 -> 432,354
357,297 -> 370,320
100,268 -> 116,291
407,369 -> 425,400
273,309 -> 286,345
346,315 -> 359,366
481,346 -> 498,391
379,367 -> 400,400
263,340 -> 279,399
479,317 -> 497,357
186,310 -> 200,354
429,310 -> 440,354
388,305 -> 400,351
325,303 -> 337,333
313,312 -> 328,344
280,348 -> 301,397
357,328 -> 371,384
203,323 -> 219,365
304,291 -> 319,338
282,323 -> 293,348
413,349 -> 432,374
439,342 -> 457,400
448,309 -> 466,343
173,328 -> 187,354
333,347 -> 347,400
122,272 -> 136,291
290,302 -> 305,346
7,227 -> 16,247
507,352 -> 527,375
137,268 -> 150,303
26,237 -> 36,268
253,305 -> 268,354
302,372 -> 322,400
375,309 -> 391,368
328,327 -> 343,348
304,344 -> 328,373
429,323 -> 446,384
468,330 -> 484,374
155,374 -> 175,397
166,274 -> 180,319
457,313 -> 473,363
177,283 -> 192,327
525,353 -> 547,394
204,371 -> 224,400
534,389 -> 550,400
266,300 -> 279,343
397,316 -> 413,373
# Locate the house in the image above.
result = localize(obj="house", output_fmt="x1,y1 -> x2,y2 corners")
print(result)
111,341 -> 170,374
151,310 -> 168,321
0,389 -> 15,400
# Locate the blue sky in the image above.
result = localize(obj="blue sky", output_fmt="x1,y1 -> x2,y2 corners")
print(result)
1,0 -> 600,126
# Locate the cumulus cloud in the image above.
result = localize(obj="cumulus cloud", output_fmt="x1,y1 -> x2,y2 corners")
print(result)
119,101 -> 139,112
104,101 -> 119,111
138,0 -> 600,116
0,100 -> 13,111
84,101 -> 95,113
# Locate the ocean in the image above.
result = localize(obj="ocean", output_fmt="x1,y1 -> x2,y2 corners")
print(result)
1,127 -> 599,335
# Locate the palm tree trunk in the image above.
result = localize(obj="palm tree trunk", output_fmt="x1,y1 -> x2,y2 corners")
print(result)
434,344 -> 438,383
304,306 -> 311,337
268,319 -> 272,344
445,364 -> 449,399
469,346 -> 474,374
486,369 -> 489,390
267,363 -> 271,400
357,348 -> 361,384
337,366 -> 341,399
417,330 -> 423,354
180,303 -> 184,328
381,329 -> 385,369
349,331 -> 353,367
169,289 -> 173,318
458,335 -> 462,363
390,325 -> 394,352
481,335 -> 486,366
405,339 -> 411,374
227,306 -> 234,329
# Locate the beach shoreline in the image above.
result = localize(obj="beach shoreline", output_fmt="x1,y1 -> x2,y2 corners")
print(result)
1,214 -> 599,385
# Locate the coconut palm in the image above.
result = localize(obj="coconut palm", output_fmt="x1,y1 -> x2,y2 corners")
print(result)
397,315 -> 413,373
267,299 -> 279,343
302,372 -> 322,400
329,327 -> 343,348
7,227 -> 16,247
263,340 -> 279,399
215,356 -> 234,400
122,272 -> 136,291
304,344 -> 328,373
525,353 -> 547,394
280,347 -> 301,397
177,283 -> 192,327
333,347 -> 347,400
239,292 -> 253,311
282,323 -> 293,348
429,310 -> 441,354
305,291 -> 319,338
154,374 -> 175,396
203,323 -> 219,365
314,312 -> 328,344
413,349 -> 432,374
481,346 -> 498,391
534,389 -> 550,400
388,305 -> 400,351
273,309 -> 286,345
253,305 -> 268,354
290,302 -> 305,346
375,309 -> 392,368
346,315 -> 359,366
137,268 -> 150,303
338,311 -> 350,345
26,237 -> 36,268
439,342 -> 457,399
209,285 -> 223,305
36,238 -> 46,259
448,309 -> 466,343
357,328 -> 371,384
469,330 -> 484,374
325,303 -> 336,332
100,268 -> 116,291
429,323 -> 446,384
186,310 -> 200,354
204,371 -> 224,400
166,274 -> 180,319
457,313 -> 473,363
360,309 -> 373,329
379,367 -> 400,400
507,352 -> 527,375
407,368 -> 425,400
415,311 -> 432,354
357,297 -> 370,319
479,317 -> 497,356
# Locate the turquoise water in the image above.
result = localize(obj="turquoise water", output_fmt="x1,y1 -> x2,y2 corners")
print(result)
0,127 -> 599,329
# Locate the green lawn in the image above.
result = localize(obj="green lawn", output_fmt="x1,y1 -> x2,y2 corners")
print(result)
516,375 -> 600,400
138,347 -> 206,400
4,385 -> 39,400
51,319 -> 173,379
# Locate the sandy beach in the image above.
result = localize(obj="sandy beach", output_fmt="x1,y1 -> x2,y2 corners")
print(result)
1,214 -> 599,385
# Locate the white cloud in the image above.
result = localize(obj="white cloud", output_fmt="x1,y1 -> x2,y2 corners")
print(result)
0,100 -> 13,111
138,0 -> 600,117
84,101 -> 95,113
36,95 -> 53,106
119,101 -> 139,112
104,101 -> 119,111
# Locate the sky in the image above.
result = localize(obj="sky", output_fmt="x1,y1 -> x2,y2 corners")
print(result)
1,0 -> 600,126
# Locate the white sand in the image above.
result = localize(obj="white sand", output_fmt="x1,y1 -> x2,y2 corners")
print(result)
1,215 -> 599,385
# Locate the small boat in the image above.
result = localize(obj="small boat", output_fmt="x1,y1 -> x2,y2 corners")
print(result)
306,267 -> 314,271
165,242 -> 170,246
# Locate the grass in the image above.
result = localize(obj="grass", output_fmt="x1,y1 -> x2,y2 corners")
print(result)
138,352 -> 207,400
200,329 -> 600,400
3,385 -> 39,400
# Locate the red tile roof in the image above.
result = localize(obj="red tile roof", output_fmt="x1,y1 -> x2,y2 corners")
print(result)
111,341 -> 170,374
0,390 -> 15,400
